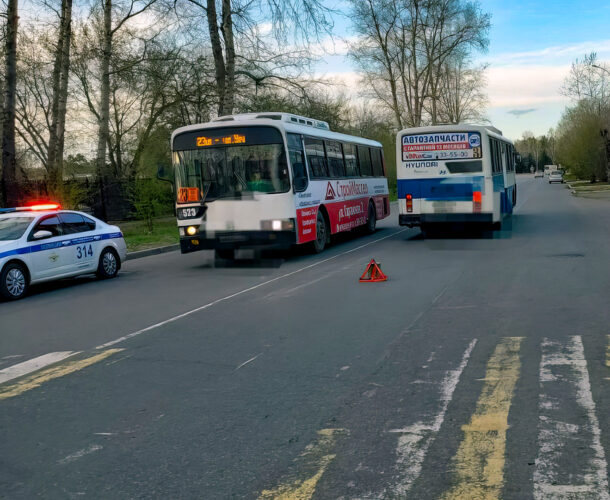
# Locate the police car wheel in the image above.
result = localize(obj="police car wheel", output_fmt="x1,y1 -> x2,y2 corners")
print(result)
97,248 -> 119,279
1,262 -> 29,300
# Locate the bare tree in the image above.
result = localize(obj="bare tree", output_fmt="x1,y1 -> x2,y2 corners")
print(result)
348,0 -> 490,128
436,59 -> 487,123
2,0 -> 18,206
181,0 -> 333,116
423,0 -> 490,124
561,52 -> 610,107
91,0 -> 158,184
46,0 -> 73,196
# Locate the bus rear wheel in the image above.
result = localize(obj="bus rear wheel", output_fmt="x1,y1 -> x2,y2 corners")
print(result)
365,201 -> 377,234
312,210 -> 329,253
215,248 -> 235,261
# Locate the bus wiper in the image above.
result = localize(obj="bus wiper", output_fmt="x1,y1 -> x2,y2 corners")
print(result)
234,171 -> 248,190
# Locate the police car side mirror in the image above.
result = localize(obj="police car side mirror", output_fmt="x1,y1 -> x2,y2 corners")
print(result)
33,230 -> 53,240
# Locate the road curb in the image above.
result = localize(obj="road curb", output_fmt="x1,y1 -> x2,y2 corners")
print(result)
126,244 -> 180,261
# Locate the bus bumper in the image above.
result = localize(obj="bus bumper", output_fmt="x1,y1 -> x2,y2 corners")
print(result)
180,230 -> 296,254
399,213 -> 494,227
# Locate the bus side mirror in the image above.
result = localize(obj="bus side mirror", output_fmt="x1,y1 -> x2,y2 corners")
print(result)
293,176 -> 308,192
157,164 -> 173,185
514,153 -> 522,163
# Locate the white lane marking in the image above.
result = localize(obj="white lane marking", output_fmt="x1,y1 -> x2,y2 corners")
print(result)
1,355 -> 23,360
534,336 -> 610,500
96,229 -> 409,349
58,444 -> 103,464
0,351 -> 79,384
386,339 -> 478,497
234,353 -> 262,372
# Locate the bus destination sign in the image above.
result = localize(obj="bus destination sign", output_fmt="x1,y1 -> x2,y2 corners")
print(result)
196,134 -> 246,147
402,132 -> 482,162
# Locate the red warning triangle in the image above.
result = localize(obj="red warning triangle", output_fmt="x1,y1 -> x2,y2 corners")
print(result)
359,259 -> 388,283
325,182 -> 336,200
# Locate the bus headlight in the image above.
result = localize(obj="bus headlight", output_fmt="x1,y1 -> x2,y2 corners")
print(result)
261,219 -> 295,231
186,225 -> 198,236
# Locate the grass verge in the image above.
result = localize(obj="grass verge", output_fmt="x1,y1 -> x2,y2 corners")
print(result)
113,217 -> 179,252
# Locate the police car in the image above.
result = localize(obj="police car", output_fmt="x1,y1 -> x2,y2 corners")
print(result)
0,204 -> 127,300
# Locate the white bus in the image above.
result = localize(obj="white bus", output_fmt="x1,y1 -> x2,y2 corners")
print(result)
168,113 -> 390,258
396,125 -> 517,232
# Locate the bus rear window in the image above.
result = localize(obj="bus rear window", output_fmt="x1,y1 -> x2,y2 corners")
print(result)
445,160 -> 483,173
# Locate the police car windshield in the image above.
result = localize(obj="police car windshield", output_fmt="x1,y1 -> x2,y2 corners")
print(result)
0,216 -> 35,241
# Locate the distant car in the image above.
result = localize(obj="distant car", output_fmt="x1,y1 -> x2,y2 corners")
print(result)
534,170 -> 544,178
0,204 -> 127,300
549,171 -> 564,184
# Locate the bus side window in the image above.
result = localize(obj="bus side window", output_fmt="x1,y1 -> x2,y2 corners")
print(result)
358,146 -> 373,176
325,140 -> 346,178
490,139 -> 500,174
287,133 -> 308,191
371,148 -> 384,177
343,142 -> 360,177
304,137 -> 329,178
343,143 -> 359,176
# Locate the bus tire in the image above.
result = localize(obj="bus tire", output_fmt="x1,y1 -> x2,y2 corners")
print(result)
365,201 -> 377,234
215,249 -> 235,261
312,209 -> 329,254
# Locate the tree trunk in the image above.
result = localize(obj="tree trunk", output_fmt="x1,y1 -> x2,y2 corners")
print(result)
95,0 -> 112,219
220,0 -> 235,115
206,0 -> 227,116
2,0 -> 18,207
47,0 -> 73,198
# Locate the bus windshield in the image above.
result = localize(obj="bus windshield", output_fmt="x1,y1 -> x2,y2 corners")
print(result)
172,127 -> 290,203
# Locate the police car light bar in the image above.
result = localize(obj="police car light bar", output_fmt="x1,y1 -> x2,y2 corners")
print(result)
0,203 -> 61,214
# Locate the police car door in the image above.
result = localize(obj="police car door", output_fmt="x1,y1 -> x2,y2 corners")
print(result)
58,212 -> 99,272
28,215 -> 69,279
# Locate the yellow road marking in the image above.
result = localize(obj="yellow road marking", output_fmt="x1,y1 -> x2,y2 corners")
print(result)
0,349 -> 123,400
441,337 -> 523,500
258,428 -> 347,500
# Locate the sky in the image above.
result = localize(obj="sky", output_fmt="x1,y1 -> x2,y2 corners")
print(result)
314,0 -> 610,141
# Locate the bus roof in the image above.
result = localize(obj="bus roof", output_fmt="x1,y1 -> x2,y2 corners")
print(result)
397,124 -> 512,144
171,113 -> 383,149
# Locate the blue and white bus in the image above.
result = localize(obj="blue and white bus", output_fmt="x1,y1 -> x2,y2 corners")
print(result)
396,125 -> 517,232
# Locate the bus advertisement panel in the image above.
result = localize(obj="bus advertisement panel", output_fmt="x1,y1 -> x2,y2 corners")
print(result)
402,132 -> 483,162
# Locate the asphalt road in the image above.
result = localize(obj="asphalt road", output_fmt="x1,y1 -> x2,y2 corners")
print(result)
2,175 -> 610,499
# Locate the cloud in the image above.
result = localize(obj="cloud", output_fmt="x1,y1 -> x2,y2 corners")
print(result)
311,35 -> 359,57
486,39 -> 610,66
507,108 -> 537,116
485,64 -> 570,107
